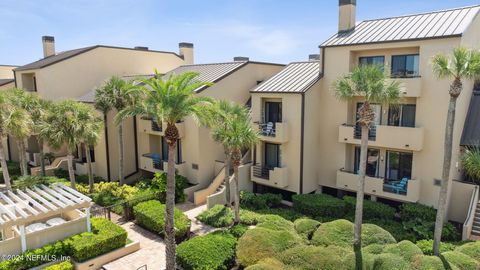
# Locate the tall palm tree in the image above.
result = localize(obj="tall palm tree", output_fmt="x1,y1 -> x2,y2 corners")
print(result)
431,47 -> 480,256
117,71 -> 212,270
213,112 -> 258,223
41,100 -> 97,189
4,88 -> 33,176
206,100 -> 249,207
334,65 -> 401,269
94,76 -> 138,184
79,110 -> 103,193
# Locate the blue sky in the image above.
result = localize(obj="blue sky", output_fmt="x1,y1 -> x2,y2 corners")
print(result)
1,0 -> 479,66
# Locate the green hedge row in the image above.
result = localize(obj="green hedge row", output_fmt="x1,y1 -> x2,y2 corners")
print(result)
133,200 -> 191,240
44,260 -> 74,270
240,191 -> 282,210
0,218 -> 127,269
292,194 -> 347,219
0,161 -> 21,182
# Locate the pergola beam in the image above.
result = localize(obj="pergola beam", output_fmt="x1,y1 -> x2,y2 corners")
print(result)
25,188 -> 58,211
40,185 -> 75,206
33,186 -> 67,208
17,189 -> 49,213
51,185 -> 83,204
8,190 -> 40,216
0,202 -> 17,220
0,193 -> 29,218
56,183 -> 92,202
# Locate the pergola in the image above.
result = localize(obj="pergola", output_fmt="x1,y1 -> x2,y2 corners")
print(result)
0,183 -> 92,252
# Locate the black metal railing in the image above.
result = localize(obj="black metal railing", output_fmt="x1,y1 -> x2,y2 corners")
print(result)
153,158 -> 164,170
353,124 -> 377,141
151,120 -> 162,132
253,165 -> 270,180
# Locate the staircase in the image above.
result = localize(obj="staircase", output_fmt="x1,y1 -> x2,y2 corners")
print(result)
31,156 -> 69,176
463,186 -> 479,240
472,200 -> 480,237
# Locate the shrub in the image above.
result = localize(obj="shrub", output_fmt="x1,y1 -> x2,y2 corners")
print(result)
372,253 -> 411,270
411,255 -> 450,270
44,260 -> 74,270
255,207 -> 305,221
0,240 -> 69,270
277,245 -> 352,270
415,239 -> 456,255
401,216 -> 459,242
0,161 -> 21,182
236,227 -> 302,266
245,258 -> 286,270
293,218 -> 320,239
256,215 -> 295,232
177,231 -> 236,270
197,205 -> 234,227
150,172 -> 188,203
227,224 -> 249,238
367,218 -> 417,242
343,196 -> 396,220
133,200 -> 191,239
400,203 -> 436,223
12,176 -> 68,189
455,241 -> 480,262
292,194 -> 346,219
53,168 -> 70,180
363,244 -> 386,255
65,218 -> 127,262
441,251 -> 480,270
239,209 -> 264,225
362,223 -> 397,246
382,240 -> 423,262
240,191 -> 282,210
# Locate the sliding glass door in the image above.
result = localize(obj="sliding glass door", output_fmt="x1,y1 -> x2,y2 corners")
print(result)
354,147 -> 380,177
385,151 -> 412,181
264,143 -> 280,169
264,102 -> 282,123
388,104 -> 416,127
161,137 -> 182,163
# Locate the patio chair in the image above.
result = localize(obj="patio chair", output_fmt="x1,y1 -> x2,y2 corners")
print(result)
262,122 -> 275,136
383,177 -> 408,194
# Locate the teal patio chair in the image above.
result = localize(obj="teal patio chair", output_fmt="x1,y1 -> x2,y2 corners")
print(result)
384,177 -> 408,194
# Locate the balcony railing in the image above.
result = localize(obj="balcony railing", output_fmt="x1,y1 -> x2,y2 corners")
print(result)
251,165 -> 288,188
151,120 -> 162,132
353,124 -> 377,141
252,165 -> 270,179
256,122 -> 288,143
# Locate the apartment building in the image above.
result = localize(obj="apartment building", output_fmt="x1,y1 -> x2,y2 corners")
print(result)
9,36 -> 192,180
134,59 -> 284,202
248,2 -> 480,225
0,65 -> 16,90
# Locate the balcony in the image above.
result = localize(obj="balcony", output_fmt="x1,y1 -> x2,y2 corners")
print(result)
139,118 -> 185,138
251,165 -> 288,188
336,169 -> 420,203
338,124 -> 424,151
395,77 -> 422,97
256,122 -> 288,143
140,153 -> 187,176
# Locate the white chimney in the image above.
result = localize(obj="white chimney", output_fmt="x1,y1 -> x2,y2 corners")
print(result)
179,42 -> 194,65
42,36 -> 55,58
339,0 -> 356,33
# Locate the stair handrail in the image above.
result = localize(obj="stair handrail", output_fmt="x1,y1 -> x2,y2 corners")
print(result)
463,185 -> 479,240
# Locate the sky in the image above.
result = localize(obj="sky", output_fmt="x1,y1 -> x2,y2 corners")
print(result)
1,0 -> 479,66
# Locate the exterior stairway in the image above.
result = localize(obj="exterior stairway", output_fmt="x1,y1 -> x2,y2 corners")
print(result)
31,156 -> 69,176
472,200 -> 480,237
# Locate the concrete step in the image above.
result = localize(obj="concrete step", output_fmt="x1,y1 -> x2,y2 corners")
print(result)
472,229 -> 480,236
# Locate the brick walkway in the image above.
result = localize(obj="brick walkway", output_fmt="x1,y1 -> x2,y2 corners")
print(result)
103,203 -> 215,270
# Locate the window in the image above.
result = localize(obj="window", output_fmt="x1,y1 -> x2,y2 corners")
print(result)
391,55 -> 419,78
359,56 -> 385,69
355,103 -> 381,140
388,104 -> 416,127
161,137 -> 182,163
264,143 -> 280,169
354,147 -> 380,177
264,102 -> 282,123
385,151 -> 413,181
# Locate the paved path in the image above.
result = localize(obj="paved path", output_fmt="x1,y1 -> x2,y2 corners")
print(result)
103,203 -> 215,270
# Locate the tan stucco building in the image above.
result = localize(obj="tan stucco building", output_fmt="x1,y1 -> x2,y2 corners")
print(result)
247,2 -> 480,230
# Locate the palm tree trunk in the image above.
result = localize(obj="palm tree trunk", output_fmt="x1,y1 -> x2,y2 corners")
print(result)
433,95 -> 457,255
86,145 -> 94,194
232,148 -> 242,224
165,124 -> 178,270
67,151 -> 76,189
224,147 -> 231,207
17,140 -> 28,176
118,120 -> 124,185
0,135 -> 12,190
38,138 -> 46,177
354,124 -> 368,270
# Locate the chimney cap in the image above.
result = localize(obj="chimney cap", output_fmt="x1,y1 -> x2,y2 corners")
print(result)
309,54 -> 320,61
134,46 -> 149,50
233,56 -> 249,62
179,42 -> 194,48
42,36 -> 55,42
339,0 -> 356,5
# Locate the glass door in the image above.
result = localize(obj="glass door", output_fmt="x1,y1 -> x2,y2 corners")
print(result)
264,143 -> 280,169
354,147 -> 380,177
265,102 -> 282,123
385,151 -> 413,181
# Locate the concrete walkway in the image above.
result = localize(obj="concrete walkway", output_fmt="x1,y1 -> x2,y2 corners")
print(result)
103,203 -> 215,270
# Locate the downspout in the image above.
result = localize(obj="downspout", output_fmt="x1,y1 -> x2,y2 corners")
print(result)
104,114 -> 111,182
124,116 -> 139,179
299,93 -> 305,194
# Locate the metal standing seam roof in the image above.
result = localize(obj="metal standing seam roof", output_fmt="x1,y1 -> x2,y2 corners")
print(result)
321,5 -> 480,47
460,82 -> 480,147
250,61 -> 321,93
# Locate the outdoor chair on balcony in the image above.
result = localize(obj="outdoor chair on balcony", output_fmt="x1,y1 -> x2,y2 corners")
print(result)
261,122 -> 275,136
383,177 -> 408,194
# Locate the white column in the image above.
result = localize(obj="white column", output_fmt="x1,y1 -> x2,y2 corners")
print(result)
86,207 -> 91,233
19,225 -> 27,252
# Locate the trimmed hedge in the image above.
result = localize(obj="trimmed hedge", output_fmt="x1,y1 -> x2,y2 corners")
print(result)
0,161 -> 21,182
292,194 -> 346,219
197,205 -> 234,227
455,241 -> 480,261
400,203 -> 436,222
44,260 -> 74,270
0,240 -> 69,270
415,239 -> 456,255
293,218 -> 321,239
277,245 -> 353,270
372,253 -> 411,270
442,251 -> 480,270
245,258 -> 286,270
177,231 -> 237,270
240,191 -> 282,210
411,255 -> 452,270
382,240 -> 423,262
343,196 -> 396,221
133,200 -> 191,239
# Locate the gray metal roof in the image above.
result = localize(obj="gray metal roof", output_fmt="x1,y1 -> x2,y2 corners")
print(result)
461,82 -> 480,147
322,5 -> 480,47
77,90 -> 95,103
0,79 -> 14,87
164,61 -> 248,83
250,61 -> 321,93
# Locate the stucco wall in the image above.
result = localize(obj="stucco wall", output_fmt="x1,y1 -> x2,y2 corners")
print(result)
0,65 -> 16,79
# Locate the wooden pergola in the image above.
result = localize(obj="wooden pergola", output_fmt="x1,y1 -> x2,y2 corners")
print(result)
0,183 -> 92,252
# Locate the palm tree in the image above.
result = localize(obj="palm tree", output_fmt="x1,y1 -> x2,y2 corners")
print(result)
117,71 -> 212,270
431,47 -> 480,256
79,110 -> 103,193
213,112 -> 258,223
94,76 -> 139,184
41,100 -> 97,189
462,146 -> 480,185
4,88 -> 32,176
334,65 -> 401,269
206,100 -> 249,207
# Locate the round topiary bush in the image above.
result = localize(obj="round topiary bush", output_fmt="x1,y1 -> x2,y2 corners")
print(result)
363,244 -> 386,255
362,223 -> 397,246
277,245 -> 352,270
256,215 -> 295,232
442,251 -> 480,270
196,205 -> 233,227
244,258 -> 286,270
410,255 -> 455,270
383,240 -> 423,262
311,219 -> 354,247
177,231 -> 237,270
372,253 -> 411,270
455,241 -> 480,262
236,227 -> 302,267
133,200 -> 191,239
293,218 -> 321,239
